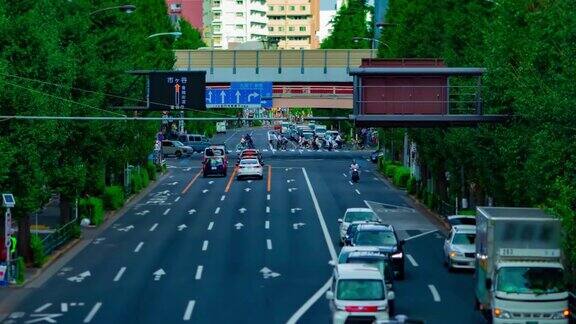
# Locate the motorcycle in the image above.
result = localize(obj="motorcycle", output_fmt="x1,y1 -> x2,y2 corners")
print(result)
351,168 -> 360,183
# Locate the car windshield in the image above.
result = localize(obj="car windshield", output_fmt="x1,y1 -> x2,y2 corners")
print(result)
450,217 -> 476,226
354,230 -> 397,246
452,233 -> 475,245
336,279 -> 384,301
240,159 -> 259,165
496,267 -> 565,295
173,141 -> 184,147
344,211 -> 378,223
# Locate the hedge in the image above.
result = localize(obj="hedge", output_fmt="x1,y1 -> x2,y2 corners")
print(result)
407,177 -> 417,195
146,161 -> 157,181
79,197 -> 105,226
131,169 -> 143,194
31,235 -> 46,267
16,257 -> 25,284
393,167 -> 411,188
141,168 -> 150,188
103,186 -> 125,210
385,164 -> 397,178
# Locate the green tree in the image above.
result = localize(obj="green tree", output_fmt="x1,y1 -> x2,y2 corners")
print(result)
173,19 -> 206,50
321,0 -> 371,49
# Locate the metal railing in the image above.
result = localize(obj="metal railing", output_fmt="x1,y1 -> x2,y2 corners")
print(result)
41,202 -> 78,255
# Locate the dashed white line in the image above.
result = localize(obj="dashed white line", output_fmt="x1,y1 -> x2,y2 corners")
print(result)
61,303 -> 68,312
266,239 -> 273,250
149,223 -> 158,232
265,220 -> 270,229
174,197 -> 181,202
183,300 -> 196,321
348,181 -> 353,185
287,279 -> 331,324
342,173 -> 347,177
267,194 -> 270,201
406,254 -> 419,267
113,267 -> 127,282
134,242 -> 144,253
215,207 -> 220,214
163,208 -> 171,215
202,240 -> 209,251
355,189 -> 361,195
266,206 -> 270,213
428,284 -> 441,302
35,303 -> 52,313
195,266 -> 203,280
221,195 -> 226,201
207,222 -> 214,231
83,302 -> 102,323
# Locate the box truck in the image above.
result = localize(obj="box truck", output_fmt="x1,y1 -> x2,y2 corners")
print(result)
475,207 -> 570,323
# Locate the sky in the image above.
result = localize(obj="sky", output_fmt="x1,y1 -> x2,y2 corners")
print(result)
321,0 -> 336,10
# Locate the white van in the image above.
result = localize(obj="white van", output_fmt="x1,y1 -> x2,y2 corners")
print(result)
216,121 -> 226,134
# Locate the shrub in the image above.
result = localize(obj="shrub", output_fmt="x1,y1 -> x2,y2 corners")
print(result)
30,235 -> 46,267
16,257 -> 25,284
385,164 -> 397,178
71,223 -> 82,239
131,169 -> 143,193
79,197 -> 105,226
141,168 -> 150,188
103,186 -> 125,210
458,209 -> 476,216
407,177 -> 417,195
146,161 -> 157,181
425,192 -> 438,210
393,167 -> 411,188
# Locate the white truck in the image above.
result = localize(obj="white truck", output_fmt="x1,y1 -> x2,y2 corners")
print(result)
475,207 -> 570,323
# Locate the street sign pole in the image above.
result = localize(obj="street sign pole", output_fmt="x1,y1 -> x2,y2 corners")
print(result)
4,208 -> 11,283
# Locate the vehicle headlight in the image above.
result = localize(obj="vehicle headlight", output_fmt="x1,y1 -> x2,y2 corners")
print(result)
449,251 -> 463,258
391,252 -> 403,259
551,309 -> 570,319
493,308 -> 511,319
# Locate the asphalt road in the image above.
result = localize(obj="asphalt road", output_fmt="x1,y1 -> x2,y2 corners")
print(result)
0,127 -> 485,324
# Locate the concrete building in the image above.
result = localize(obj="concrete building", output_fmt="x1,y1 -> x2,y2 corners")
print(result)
317,10 -> 335,43
166,0 -> 204,30
203,0 -> 268,49
267,0 -> 320,49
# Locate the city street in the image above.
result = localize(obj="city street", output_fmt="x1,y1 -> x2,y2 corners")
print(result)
0,128 -> 485,324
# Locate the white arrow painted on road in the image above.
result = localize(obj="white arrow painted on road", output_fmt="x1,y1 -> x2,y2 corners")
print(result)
136,210 -> 149,216
117,225 -> 134,232
92,237 -> 106,245
288,187 -> 298,192
184,167 -> 192,171
247,180 -> 253,184
153,269 -> 166,281
259,267 -> 281,279
235,90 -> 241,103
220,91 -> 226,103
167,182 -> 178,186
202,189 -> 209,194
234,222 -> 244,230
238,208 -> 247,214
291,208 -> 302,214
67,271 -> 91,283
178,224 -> 188,231
208,180 -> 214,185
244,187 -> 251,192
293,222 -> 306,230
188,209 -> 196,215
285,168 -> 292,171
286,179 -> 295,183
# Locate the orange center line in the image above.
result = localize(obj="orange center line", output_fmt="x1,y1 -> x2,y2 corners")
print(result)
181,170 -> 202,194
225,167 -> 238,193
267,165 -> 272,192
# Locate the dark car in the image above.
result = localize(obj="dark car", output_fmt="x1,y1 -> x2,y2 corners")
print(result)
203,157 -> 227,177
351,224 -> 406,279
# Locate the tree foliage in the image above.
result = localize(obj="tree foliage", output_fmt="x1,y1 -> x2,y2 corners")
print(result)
174,19 -> 206,50
321,0 -> 371,49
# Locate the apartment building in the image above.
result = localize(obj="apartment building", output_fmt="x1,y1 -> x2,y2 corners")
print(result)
166,0 -> 204,30
267,0 -> 320,49
203,0 -> 268,49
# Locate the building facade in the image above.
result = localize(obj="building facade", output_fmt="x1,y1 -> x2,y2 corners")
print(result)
166,0 -> 204,30
267,0 -> 320,49
203,0 -> 268,49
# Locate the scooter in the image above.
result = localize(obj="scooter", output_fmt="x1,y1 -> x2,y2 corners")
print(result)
351,168 -> 360,183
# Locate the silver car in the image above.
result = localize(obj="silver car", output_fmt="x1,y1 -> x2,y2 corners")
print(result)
161,140 -> 193,157
443,225 -> 476,270
236,158 -> 263,180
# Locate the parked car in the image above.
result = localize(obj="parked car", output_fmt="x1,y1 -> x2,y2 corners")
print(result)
236,158 -> 263,180
161,140 -> 192,158
203,157 -> 227,177
351,224 -> 405,279
338,208 -> 381,245
447,215 -> 476,227
443,224 -> 476,271
177,134 -> 211,153
326,263 -> 395,324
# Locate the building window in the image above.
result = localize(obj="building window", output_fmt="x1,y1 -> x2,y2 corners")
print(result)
279,6 -> 284,10
289,5 -> 295,10
214,11 -> 221,19
268,27 -> 273,31
269,5 -> 273,11
236,24 -> 244,30
300,5 -> 306,10
299,26 -> 306,31
213,0 -> 220,6
278,27 -> 284,31
289,26 -> 294,31
236,37 -> 244,42
214,24 -> 221,32
236,12 -> 244,17
236,0 -> 243,4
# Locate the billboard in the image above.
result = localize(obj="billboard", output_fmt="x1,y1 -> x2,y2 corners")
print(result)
148,71 -> 206,110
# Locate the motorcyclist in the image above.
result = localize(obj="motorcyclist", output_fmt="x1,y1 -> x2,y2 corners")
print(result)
350,159 -> 360,172
244,133 -> 254,148
335,134 -> 343,149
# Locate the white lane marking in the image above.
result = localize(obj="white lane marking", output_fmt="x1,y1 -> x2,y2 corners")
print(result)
215,207 -> 220,214
428,284 -> 441,302
404,229 -> 439,241
355,189 -> 361,195
202,240 -> 209,251
221,195 -> 226,201
207,222 -> 214,231
61,303 -> 68,312
267,239 -> 272,250
266,206 -> 270,213
134,242 -> 144,253
267,194 -> 270,201
113,267 -> 127,282
342,173 -> 347,177
348,181 -> 353,185
35,303 -> 52,313
149,223 -> 158,232
406,254 -> 419,267
83,302 -> 102,323
174,197 -> 181,202
195,266 -> 203,280
286,278 -> 332,324
302,168 -> 337,260
163,208 -> 171,215
265,220 -> 270,229
183,300 -> 196,321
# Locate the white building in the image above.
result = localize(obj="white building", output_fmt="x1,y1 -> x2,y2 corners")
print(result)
317,10 -> 336,43
203,0 -> 268,49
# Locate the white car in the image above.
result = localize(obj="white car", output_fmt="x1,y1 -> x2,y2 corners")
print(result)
443,225 -> 476,270
236,158 -> 263,180
338,208 -> 380,244
447,215 -> 476,227
326,263 -> 394,324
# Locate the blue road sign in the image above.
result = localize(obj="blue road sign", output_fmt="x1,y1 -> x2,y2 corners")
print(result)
230,82 -> 273,108
205,89 -> 261,108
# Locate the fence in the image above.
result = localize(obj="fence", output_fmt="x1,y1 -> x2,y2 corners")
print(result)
41,205 -> 78,256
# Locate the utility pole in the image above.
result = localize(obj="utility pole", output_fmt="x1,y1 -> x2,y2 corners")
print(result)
2,194 -> 15,284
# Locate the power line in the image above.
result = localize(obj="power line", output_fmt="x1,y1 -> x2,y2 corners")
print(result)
0,115 -> 287,121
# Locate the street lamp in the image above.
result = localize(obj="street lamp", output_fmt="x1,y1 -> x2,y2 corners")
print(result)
89,4 -> 136,16
376,22 -> 399,29
352,37 -> 390,58
147,32 -> 183,39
